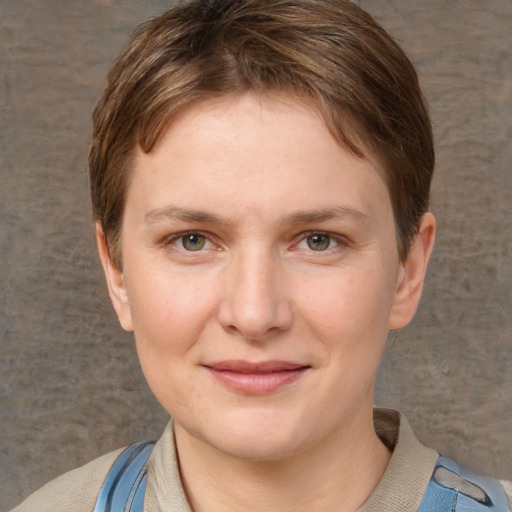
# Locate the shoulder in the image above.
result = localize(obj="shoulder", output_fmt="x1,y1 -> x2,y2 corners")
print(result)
10,447 -> 125,512
365,410 -> 511,512
500,480 -> 512,508
418,456 -> 512,512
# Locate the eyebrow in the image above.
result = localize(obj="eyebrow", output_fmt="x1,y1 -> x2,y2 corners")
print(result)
144,206 -> 234,226
144,205 -> 368,226
280,206 -> 369,225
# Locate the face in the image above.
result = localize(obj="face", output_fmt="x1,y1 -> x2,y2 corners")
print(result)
99,93 -> 434,461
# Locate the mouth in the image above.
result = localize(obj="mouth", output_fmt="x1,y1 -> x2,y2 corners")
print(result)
203,360 -> 310,395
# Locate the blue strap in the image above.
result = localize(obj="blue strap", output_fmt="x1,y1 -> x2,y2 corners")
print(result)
418,456 -> 510,512
95,446 -> 510,512
93,441 -> 155,512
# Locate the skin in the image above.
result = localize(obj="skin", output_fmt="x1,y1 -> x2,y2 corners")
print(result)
98,92 -> 435,511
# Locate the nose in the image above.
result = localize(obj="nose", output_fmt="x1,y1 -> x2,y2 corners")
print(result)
217,248 -> 293,341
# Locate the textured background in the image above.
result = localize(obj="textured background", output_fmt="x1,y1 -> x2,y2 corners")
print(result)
1,0 -> 510,509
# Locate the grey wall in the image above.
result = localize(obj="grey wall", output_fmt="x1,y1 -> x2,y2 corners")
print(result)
1,0 -> 510,509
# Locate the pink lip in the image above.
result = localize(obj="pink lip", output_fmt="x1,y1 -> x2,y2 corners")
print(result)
204,360 -> 310,395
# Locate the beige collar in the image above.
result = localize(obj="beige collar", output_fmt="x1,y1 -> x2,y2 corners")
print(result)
144,408 -> 438,512
359,409 -> 438,511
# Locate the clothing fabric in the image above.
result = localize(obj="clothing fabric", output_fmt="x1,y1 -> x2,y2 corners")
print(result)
12,409 -> 512,512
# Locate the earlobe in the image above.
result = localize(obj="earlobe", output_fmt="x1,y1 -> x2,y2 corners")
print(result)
95,223 -> 134,332
389,212 -> 436,330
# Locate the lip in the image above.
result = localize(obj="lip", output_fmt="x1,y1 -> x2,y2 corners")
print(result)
203,360 -> 310,395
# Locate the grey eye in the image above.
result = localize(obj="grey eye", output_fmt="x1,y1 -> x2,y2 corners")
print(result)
181,233 -> 206,251
306,234 -> 331,251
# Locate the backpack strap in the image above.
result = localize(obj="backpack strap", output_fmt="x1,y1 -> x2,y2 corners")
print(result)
93,441 -> 156,512
418,456 -> 510,511
93,445 -> 511,512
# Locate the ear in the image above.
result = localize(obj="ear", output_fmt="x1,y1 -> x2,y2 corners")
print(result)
95,223 -> 134,332
389,212 -> 436,330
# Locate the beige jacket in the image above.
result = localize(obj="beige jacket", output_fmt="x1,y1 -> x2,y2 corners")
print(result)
12,409 -> 512,511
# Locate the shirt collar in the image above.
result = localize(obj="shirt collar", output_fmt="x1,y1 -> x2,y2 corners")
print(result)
145,408 -> 438,512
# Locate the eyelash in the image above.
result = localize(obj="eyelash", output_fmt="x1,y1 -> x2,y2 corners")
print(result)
163,230 -> 348,255
293,231 -> 348,253
164,231 -> 215,252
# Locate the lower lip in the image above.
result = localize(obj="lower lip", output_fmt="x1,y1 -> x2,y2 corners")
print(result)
206,367 -> 308,395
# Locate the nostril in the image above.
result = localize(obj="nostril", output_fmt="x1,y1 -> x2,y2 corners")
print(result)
216,263 -> 293,339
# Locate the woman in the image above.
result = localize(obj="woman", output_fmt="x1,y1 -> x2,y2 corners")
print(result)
13,1 -> 511,510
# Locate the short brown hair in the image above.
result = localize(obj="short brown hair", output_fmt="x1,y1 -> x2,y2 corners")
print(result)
89,0 -> 434,268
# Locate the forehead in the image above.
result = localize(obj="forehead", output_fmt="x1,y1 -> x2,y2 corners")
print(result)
126,92 -> 393,231
135,91 -> 384,183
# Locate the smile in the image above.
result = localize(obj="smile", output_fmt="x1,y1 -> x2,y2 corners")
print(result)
203,360 -> 310,395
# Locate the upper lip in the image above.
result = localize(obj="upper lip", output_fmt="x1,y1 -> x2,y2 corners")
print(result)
204,360 -> 309,373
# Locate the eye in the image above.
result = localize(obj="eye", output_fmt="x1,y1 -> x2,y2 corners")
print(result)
161,230 -> 219,261
305,233 -> 337,251
180,233 -> 207,251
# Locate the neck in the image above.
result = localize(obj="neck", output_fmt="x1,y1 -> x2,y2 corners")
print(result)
174,408 -> 391,512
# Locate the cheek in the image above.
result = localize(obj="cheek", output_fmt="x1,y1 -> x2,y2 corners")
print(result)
125,268 -> 220,416
293,266 -> 395,348
125,265 -> 219,357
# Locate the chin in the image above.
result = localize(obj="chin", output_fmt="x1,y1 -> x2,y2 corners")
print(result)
196,409 -> 314,462
213,433 -> 305,462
